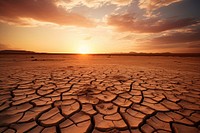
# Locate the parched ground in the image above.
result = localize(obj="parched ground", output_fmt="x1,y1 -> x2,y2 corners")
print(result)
0,55 -> 200,133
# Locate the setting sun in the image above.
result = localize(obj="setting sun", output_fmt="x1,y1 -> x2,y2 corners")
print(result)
78,45 -> 90,54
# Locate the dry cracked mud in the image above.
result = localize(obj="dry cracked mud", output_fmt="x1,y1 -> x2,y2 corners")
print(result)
0,55 -> 200,133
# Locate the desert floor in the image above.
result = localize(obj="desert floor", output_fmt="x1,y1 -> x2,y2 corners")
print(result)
0,54 -> 200,133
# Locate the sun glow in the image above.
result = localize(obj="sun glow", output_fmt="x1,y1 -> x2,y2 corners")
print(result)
78,44 -> 90,54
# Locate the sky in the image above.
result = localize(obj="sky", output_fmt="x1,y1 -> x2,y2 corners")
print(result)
0,0 -> 200,53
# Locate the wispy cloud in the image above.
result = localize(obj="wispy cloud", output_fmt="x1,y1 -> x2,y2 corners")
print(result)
107,13 -> 199,33
118,35 -> 135,40
83,36 -> 92,40
149,28 -> 200,44
138,0 -> 182,15
0,0 -> 95,27
60,0 -> 132,9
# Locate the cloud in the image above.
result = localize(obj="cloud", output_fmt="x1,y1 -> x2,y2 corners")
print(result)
188,43 -> 200,48
61,0 -> 132,8
0,0 -> 95,27
107,13 -> 200,33
84,0 -> 132,7
131,27 -> 200,52
119,35 -> 135,40
149,28 -> 200,44
83,36 -> 92,40
138,0 -> 182,12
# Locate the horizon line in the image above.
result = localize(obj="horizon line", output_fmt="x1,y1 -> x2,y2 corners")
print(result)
1,50 -> 200,57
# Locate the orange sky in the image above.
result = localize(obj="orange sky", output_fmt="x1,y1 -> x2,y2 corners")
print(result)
0,0 -> 200,53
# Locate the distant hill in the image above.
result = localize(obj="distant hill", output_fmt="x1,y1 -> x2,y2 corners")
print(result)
0,50 -> 199,57
0,50 -> 35,54
105,52 -> 200,57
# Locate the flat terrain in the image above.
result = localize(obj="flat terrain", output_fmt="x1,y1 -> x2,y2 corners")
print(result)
0,54 -> 200,133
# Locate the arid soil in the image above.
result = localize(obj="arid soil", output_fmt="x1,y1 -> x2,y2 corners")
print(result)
0,55 -> 200,133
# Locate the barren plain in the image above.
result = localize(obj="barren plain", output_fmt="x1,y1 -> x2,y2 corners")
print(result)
0,54 -> 200,133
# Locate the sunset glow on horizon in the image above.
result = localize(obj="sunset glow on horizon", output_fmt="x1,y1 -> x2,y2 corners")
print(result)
78,44 -> 90,54
0,0 -> 200,53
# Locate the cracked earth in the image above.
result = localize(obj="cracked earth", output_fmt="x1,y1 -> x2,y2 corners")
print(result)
0,55 -> 200,133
